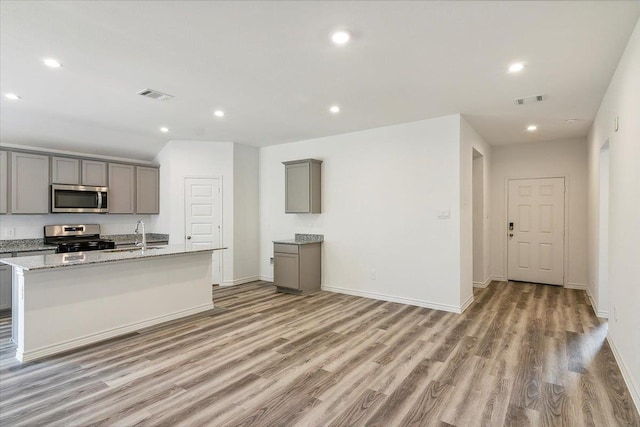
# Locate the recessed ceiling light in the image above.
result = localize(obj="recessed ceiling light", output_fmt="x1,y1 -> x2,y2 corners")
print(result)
4,93 -> 21,100
331,31 -> 351,45
508,62 -> 524,73
527,125 -> 537,132
214,110 -> 225,118
43,58 -> 63,68
160,127 -> 169,133
329,105 -> 340,114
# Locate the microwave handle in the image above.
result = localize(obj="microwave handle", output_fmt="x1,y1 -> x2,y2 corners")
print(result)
97,192 -> 103,209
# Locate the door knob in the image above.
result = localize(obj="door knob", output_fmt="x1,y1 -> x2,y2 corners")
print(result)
187,236 -> 192,240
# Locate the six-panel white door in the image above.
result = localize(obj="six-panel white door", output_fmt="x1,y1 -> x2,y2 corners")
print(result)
507,178 -> 565,286
185,178 -> 222,285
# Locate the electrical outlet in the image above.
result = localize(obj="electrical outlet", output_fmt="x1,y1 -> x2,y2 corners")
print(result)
4,228 -> 15,238
370,270 -> 377,280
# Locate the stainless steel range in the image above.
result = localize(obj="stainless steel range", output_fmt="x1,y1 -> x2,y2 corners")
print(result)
44,224 -> 115,253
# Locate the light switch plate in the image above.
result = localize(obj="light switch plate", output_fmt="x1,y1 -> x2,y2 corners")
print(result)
437,210 -> 451,219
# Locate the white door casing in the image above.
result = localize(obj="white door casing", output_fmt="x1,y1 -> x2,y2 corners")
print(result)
507,178 -> 565,286
185,178 -> 222,285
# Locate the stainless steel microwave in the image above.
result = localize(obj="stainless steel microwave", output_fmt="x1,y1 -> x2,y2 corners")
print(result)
51,184 -> 109,213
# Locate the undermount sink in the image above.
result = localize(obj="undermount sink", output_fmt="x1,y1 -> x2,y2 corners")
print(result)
103,246 -> 162,253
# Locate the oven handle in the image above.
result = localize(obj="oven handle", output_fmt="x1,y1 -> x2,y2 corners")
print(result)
97,192 -> 103,209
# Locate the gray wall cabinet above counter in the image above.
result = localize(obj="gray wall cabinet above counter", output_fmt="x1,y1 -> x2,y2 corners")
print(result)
0,148 -> 159,215
283,159 -> 322,214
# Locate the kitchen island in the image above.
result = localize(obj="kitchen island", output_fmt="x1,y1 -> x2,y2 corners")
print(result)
0,245 -> 225,362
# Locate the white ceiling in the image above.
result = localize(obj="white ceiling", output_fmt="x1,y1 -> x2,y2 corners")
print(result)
1,1 -> 638,160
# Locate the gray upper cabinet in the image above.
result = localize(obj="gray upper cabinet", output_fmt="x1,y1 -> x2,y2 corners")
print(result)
108,163 -> 135,214
0,151 -> 8,214
283,159 -> 322,214
82,160 -> 108,186
51,156 -> 80,184
136,166 -> 159,214
10,152 -> 50,214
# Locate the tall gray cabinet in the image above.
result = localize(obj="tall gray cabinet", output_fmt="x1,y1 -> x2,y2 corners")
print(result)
136,166 -> 159,214
10,152 -> 50,214
0,151 -> 8,214
283,159 -> 322,214
108,163 -> 135,214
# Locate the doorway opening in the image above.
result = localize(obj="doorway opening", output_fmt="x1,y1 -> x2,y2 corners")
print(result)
598,141 -> 609,315
472,149 -> 486,287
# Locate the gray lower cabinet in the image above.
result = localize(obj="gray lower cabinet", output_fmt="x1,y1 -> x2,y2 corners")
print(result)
274,243 -> 321,293
10,152 -> 50,214
136,166 -> 159,214
0,253 -> 11,310
51,156 -> 80,184
283,159 -> 322,214
108,163 -> 135,214
0,151 -> 8,214
82,160 -> 108,186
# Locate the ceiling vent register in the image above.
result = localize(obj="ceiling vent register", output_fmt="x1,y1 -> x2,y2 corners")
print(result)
514,94 -> 546,105
136,88 -> 174,101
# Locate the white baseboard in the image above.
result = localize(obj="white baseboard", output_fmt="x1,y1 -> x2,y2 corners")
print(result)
491,275 -> 506,282
473,276 -> 493,288
459,294 -> 474,313
221,276 -> 260,287
321,285 -> 466,314
585,287 -> 608,318
17,303 -> 213,363
607,333 -> 640,415
565,283 -> 586,290
259,276 -> 274,283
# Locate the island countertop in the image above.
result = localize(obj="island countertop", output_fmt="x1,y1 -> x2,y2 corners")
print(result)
0,244 -> 226,271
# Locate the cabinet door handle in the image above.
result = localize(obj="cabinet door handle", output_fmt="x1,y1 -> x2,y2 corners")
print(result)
187,236 -> 192,240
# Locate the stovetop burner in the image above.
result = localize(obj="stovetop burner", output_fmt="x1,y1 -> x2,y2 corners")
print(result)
44,224 -> 115,253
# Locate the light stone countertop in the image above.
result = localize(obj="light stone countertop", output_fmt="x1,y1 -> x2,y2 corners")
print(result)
273,233 -> 324,245
0,234 -> 169,254
0,244 -> 226,271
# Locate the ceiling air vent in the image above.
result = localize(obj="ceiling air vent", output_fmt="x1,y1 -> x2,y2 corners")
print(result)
136,88 -> 174,101
514,94 -> 546,105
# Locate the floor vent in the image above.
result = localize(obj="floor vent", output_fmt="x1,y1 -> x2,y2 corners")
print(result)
136,88 -> 174,101
515,94 -> 546,105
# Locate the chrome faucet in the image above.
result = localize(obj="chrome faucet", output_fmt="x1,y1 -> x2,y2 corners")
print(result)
134,220 -> 147,250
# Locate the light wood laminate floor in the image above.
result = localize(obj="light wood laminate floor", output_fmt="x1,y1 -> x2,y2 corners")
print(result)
1,281 -> 638,426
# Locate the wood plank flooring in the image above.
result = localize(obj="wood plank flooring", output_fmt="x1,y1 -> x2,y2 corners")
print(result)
1,281 -> 638,426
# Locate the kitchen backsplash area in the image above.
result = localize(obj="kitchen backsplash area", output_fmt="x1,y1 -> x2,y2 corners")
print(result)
0,214 -> 157,240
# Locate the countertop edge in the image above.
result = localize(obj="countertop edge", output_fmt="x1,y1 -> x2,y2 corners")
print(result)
0,247 -> 226,271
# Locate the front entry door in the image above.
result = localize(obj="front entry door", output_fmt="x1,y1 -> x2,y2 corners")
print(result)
507,178 -> 565,286
185,178 -> 222,284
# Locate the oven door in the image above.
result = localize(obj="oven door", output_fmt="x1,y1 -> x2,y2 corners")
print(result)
51,185 -> 109,213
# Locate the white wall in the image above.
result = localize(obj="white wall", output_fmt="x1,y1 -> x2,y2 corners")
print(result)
587,18 -> 640,411
489,138 -> 588,287
460,116 -> 492,299
233,143 -> 260,284
152,141 -> 235,283
0,214 -> 156,240
151,140 -> 260,286
259,115 -> 471,312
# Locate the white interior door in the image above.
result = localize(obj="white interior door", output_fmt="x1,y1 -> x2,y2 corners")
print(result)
185,178 -> 222,284
507,178 -> 565,286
